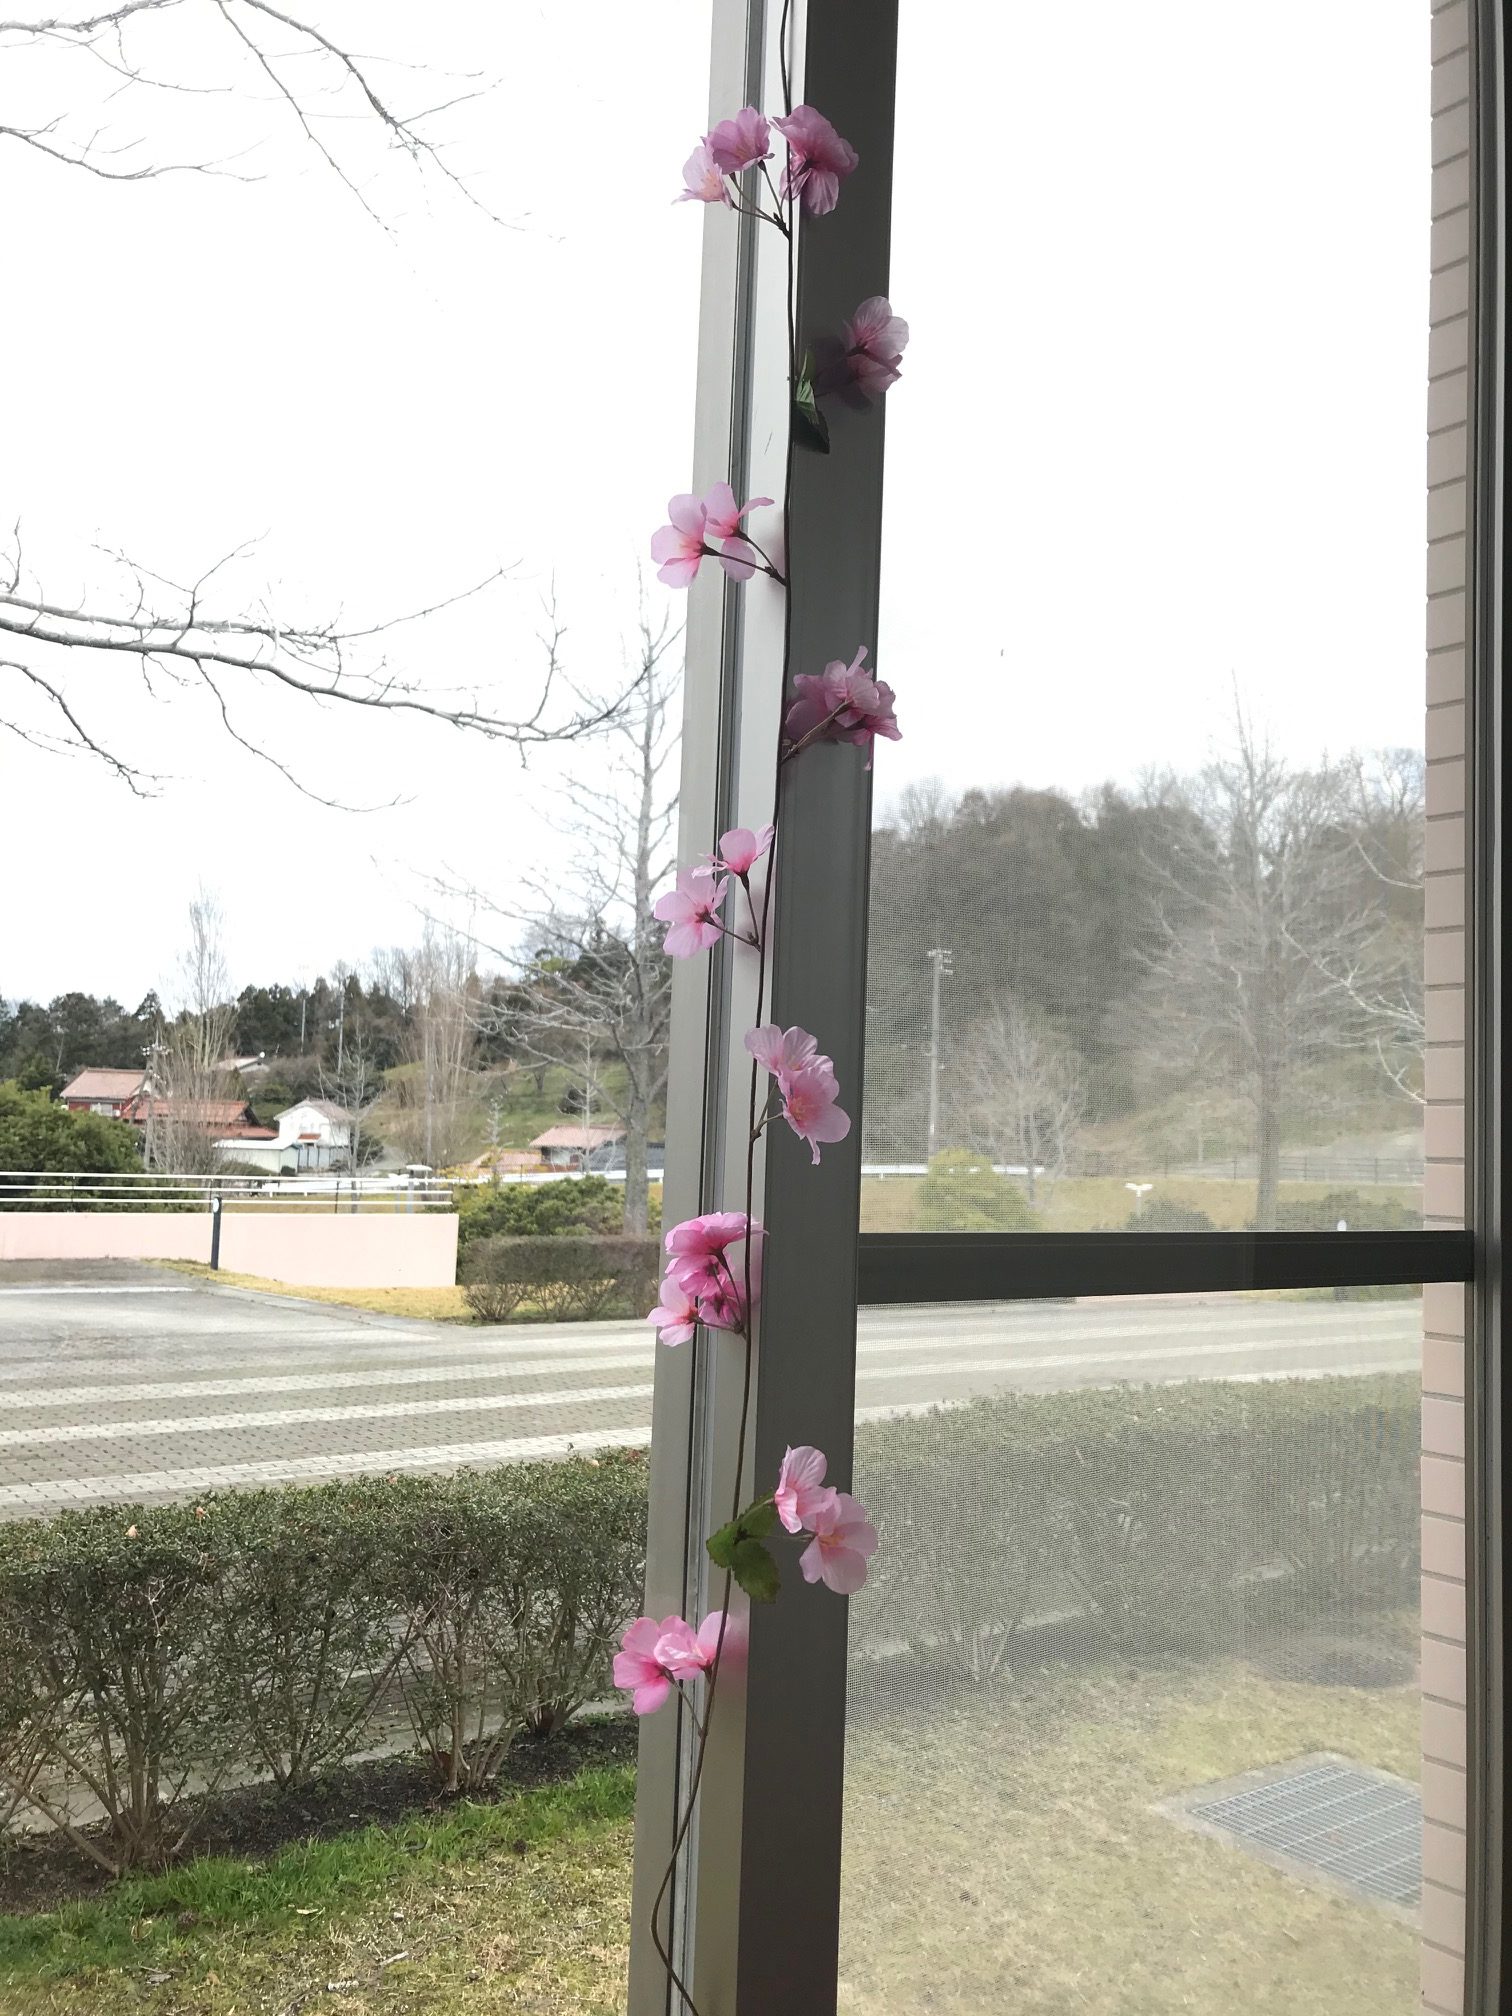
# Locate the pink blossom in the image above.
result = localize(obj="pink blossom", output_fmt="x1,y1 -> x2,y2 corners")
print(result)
654,865 -> 727,958
665,1210 -> 753,1269
841,296 -> 909,399
772,105 -> 858,216
650,494 -> 710,589
647,1271 -> 699,1346
651,485 -> 773,589
716,823 -> 775,877
799,1491 -> 878,1595
678,141 -> 731,207
706,107 -> 771,174
774,1445 -> 838,1535
613,1615 -> 689,1714
702,480 -> 774,582
612,1611 -> 733,1716
695,1273 -> 750,1334
743,1022 -> 819,1089
670,1609 -> 733,1676
784,646 -> 901,765
781,1060 -> 852,1163
665,1210 -> 759,1297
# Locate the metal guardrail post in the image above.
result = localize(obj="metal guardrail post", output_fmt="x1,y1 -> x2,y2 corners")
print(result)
209,1196 -> 223,1272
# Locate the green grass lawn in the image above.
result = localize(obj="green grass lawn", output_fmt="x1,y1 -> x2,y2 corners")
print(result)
0,1655 -> 1421,2016
839,1655 -> 1419,2015
0,1769 -> 634,2016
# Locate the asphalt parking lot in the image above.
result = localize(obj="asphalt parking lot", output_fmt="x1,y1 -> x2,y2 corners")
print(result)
0,1261 -> 1421,1514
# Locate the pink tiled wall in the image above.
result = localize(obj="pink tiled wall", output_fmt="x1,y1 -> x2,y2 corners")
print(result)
1423,2 -> 1472,2008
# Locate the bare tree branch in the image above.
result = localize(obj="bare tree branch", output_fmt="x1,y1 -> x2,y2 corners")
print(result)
0,536 -> 638,797
0,0 -> 516,226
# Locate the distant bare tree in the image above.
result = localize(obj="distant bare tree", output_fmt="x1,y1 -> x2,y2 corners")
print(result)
948,996 -> 1086,1203
321,1034 -> 384,1171
1138,720 -> 1398,1228
1305,750 -> 1426,1107
447,613 -> 680,1234
148,888 -> 237,1172
386,927 -> 480,1171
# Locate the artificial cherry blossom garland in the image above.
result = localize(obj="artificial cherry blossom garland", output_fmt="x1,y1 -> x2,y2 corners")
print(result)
621,51 -> 906,2012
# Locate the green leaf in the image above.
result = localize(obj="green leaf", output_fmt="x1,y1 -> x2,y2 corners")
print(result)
706,1498 -> 783,1603
793,354 -> 830,455
739,1498 -> 780,1540
729,1537 -> 780,1604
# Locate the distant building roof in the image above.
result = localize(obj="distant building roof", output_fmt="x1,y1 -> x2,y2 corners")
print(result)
529,1124 -> 626,1152
276,1099 -> 352,1123
464,1147 -> 541,1173
60,1069 -> 145,1102
128,1097 -> 272,1138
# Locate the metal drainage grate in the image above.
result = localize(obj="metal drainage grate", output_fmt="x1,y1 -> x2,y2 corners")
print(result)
1165,1754 -> 1421,1913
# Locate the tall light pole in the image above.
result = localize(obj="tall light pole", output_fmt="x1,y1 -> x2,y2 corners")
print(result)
925,948 -> 953,1163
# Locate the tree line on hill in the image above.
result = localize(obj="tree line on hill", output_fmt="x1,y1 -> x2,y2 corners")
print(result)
866,730 -> 1423,1225
4,726 -> 1424,1231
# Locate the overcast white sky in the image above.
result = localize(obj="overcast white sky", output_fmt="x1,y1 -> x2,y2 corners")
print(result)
1,1 -> 1428,1006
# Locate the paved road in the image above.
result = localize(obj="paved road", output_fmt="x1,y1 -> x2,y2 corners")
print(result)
0,1262 -> 1421,1515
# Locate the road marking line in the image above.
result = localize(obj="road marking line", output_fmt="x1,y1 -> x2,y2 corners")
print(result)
0,1384 -> 657,1447
0,1285 -> 198,1297
0,1356 -> 659,1409
0,1430 -> 652,1509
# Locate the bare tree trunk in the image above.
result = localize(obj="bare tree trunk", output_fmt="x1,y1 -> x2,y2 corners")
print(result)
622,1077 -> 651,1237
1254,1065 -> 1281,1231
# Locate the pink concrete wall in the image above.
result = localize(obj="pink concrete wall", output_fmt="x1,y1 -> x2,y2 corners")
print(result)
0,1213 -> 458,1288
219,1213 -> 458,1289
0,1213 -> 211,1264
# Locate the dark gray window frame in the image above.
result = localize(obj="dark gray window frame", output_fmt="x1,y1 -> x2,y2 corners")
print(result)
632,1 -> 1500,2009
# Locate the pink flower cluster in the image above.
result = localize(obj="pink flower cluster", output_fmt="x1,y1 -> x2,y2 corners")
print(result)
614,1611 -> 730,1716
651,482 -> 774,590
678,104 -> 857,218
840,296 -> 910,399
648,1210 -> 761,1345
774,1445 -> 878,1594
746,1023 -> 850,1164
653,824 -> 774,958
784,645 -> 900,765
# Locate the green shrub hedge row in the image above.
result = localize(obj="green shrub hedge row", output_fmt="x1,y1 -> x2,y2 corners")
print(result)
454,1175 -> 657,1250
0,1371 -> 1419,1874
459,1234 -> 662,1322
0,1458 -> 647,1872
851,1373 -> 1420,1681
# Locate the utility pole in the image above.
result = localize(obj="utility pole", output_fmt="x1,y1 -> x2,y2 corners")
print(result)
328,992 -> 345,1074
925,948 -> 953,1163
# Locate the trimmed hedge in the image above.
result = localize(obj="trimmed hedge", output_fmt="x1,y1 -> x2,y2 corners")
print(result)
460,1234 -> 661,1323
0,1458 -> 646,1870
850,1374 -> 1419,1680
455,1175 -> 635,1250
0,1370 -> 1420,1874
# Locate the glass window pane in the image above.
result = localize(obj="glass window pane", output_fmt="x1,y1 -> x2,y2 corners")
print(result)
839,1285 -> 1434,2015
863,2 -> 1430,1236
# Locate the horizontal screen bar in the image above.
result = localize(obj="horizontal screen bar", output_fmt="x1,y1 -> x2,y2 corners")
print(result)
857,1229 -> 1474,1303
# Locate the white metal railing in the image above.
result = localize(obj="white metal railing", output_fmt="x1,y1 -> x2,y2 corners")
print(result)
0,1171 -> 454,1210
